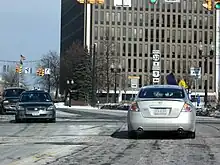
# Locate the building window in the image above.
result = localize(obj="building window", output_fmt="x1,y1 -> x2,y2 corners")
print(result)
111,27 -> 115,38
172,30 -> 175,42
139,28 -> 143,41
94,27 -> 98,39
188,31 -> 192,43
150,29 -> 154,42
144,59 -> 147,72
139,44 -> 143,56
172,60 -> 175,71
139,75 -> 142,87
134,44 -> 137,55
156,29 -> 159,42
188,46 -> 192,58
133,59 -> 137,72
210,61 -> 213,74
112,12 -> 115,22
139,59 -> 142,72
183,46 -> 186,58
106,12 -> 110,22
183,30 -> 186,43
209,76 -> 213,90
128,59 -> 131,72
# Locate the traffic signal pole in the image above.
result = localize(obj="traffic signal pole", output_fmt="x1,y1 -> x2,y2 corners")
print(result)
216,8 -> 220,102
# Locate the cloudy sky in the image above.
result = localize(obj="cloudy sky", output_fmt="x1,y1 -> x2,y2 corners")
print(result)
0,0 -> 61,61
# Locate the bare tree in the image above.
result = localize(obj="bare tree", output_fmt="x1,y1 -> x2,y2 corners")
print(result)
36,51 -> 60,98
96,32 -> 119,103
1,69 -> 27,88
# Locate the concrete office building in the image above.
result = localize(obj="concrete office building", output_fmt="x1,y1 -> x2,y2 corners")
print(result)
60,0 -> 217,101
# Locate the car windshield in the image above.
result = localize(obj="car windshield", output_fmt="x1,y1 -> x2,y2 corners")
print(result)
138,87 -> 185,99
20,92 -> 52,102
3,89 -> 25,97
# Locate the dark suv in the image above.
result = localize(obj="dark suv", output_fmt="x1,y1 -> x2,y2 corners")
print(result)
0,87 -> 26,114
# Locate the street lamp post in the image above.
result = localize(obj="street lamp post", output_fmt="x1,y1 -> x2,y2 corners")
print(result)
66,79 -> 74,107
199,41 -> 214,107
110,63 -> 122,103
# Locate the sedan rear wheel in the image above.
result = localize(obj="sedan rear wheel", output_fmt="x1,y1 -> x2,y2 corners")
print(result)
15,116 -> 22,123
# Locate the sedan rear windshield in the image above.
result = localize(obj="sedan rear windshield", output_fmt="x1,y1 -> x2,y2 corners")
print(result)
3,89 -> 25,97
138,88 -> 185,99
20,92 -> 52,102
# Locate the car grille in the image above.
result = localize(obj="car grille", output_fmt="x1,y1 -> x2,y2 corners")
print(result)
26,107 -> 46,111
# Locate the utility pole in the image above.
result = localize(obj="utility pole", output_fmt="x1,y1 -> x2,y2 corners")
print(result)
91,44 -> 97,106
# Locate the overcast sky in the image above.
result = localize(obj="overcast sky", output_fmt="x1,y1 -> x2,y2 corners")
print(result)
0,0 -> 61,61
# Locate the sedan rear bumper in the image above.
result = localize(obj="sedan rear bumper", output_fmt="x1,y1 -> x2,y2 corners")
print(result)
127,111 -> 196,132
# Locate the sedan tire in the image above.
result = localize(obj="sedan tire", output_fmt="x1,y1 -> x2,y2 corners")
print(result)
49,118 -> 56,123
15,116 -> 22,123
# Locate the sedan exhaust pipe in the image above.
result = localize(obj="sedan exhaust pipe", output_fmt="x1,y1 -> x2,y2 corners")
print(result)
177,128 -> 184,134
137,127 -> 144,134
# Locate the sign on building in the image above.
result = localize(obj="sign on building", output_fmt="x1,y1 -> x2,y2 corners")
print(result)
190,67 -> 201,79
128,76 -> 139,89
164,0 -> 180,3
114,0 -> 131,7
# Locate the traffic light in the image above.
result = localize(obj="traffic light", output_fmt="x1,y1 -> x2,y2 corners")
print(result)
87,0 -> 96,4
19,65 -> 23,74
15,65 -> 19,73
41,68 -> 45,76
149,0 -> 158,4
215,0 -> 220,9
96,0 -> 104,4
36,68 -> 40,76
77,0 -> 84,3
38,68 -> 44,76
203,0 -> 213,10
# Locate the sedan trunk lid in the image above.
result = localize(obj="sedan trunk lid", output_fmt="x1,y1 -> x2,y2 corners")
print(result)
137,98 -> 185,118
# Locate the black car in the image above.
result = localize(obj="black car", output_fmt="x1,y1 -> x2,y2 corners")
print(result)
0,87 -> 26,114
15,90 -> 56,123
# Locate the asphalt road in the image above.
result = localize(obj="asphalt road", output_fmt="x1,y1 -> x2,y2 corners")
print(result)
1,108 -> 220,165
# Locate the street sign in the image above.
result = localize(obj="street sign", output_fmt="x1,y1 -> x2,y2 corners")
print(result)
153,78 -> 160,83
152,61 -> 160,70
164,0 -> 180,3
152,54 -> 160,61
152,70 -> 160,78
128,76 -> 140,79
190,67 -> 201,78
24,67 -> 31,74
44,68 -> 51,75
130,78 -> 139,89
152,50 -> 161,84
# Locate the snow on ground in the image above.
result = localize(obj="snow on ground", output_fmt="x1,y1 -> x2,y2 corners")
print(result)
55,102 -> 97,110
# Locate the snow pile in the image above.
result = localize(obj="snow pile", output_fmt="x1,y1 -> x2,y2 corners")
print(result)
54,102 -> 98,110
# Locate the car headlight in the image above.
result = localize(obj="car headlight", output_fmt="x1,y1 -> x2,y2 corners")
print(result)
3,100 -> 9,104
17,106 -> 25,110
47,105 -> 55,110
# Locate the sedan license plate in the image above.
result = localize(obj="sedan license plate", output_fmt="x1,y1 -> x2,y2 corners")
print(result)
154,109 -> 168,115
32,112 -> 40,116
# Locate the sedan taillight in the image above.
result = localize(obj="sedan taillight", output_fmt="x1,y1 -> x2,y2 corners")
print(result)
130,102 -> 139,112
181,103 -> 192,112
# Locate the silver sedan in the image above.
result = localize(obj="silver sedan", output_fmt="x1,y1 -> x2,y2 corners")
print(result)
127,85 -> 196,139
